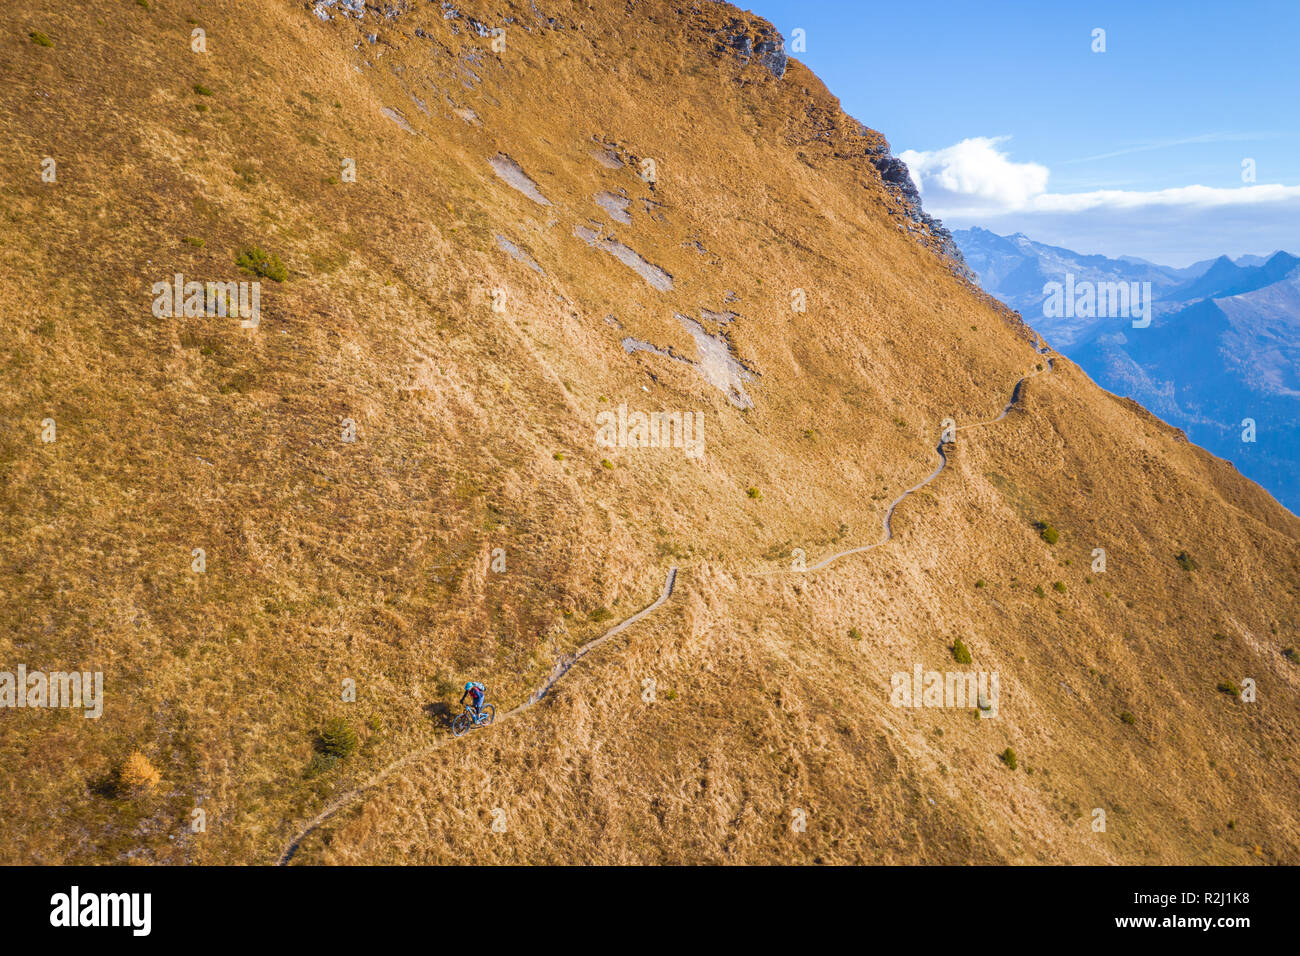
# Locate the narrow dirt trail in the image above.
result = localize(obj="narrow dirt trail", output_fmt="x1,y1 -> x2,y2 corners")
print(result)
806,351 -> 1054,572
274,348 -> 1053,865
276,566 -> 678,865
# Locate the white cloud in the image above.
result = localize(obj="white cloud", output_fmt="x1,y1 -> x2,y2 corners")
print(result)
900,136 -> 1300,218
900,137 -> 1049,209
1029,183 -> 1300,212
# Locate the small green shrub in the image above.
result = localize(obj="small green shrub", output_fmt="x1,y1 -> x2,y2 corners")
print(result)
1052,581 -> 1067,593
553,451 -> 565,461
1036,522 -> 1059,545
232,162 -> 259,186
1120,711 -> 1136,725
182,236 -> 204,247
847,627 -> 862,641
1216,681 -> 1240,698
588,607 -> 613,623
952,638 -> 972,665
974,579 -> 986,588
319,717 -> 358,759
1176,551 -> 1198,572
746,486 -> 762,499
236,247 -> 287,281
1283,648 -> 1297,664
1033,585 -> 1046,597
601,459 -> 613,469
1000,747 -> 1018,770
304,753 -> 338,778
193,83 -> 213,96
30,31 -> 54,47
217,370 -> 255,395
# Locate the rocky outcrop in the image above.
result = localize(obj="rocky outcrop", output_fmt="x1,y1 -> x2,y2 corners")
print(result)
311,0 -> 365,20
864,134 -> 975,283
710,17 -> 787,79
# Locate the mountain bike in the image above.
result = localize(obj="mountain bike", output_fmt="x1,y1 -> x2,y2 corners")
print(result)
451,702 -> 496,737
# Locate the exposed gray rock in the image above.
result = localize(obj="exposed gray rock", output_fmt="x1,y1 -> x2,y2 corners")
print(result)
622,337 -> 687,362
594,191 -> 632,225
753,36 -> 786,78
676,314 -> 756,409
311,0 -> 366,20
488,154 -> 552,206
713,18 -> 787,79
621,316 -> 756,409
496,235 -> 544,273
573,225 -> 673,291
381,106 -> 415,133
530,0 -> 561,29
865,134 -> 974,282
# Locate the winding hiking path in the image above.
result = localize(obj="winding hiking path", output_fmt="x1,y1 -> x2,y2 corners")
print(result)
276,566 -> 678,865
274,348 -> 1053,865
806,351 -> 1054,571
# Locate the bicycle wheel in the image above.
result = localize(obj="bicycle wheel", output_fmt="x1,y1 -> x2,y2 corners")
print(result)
451,711 -> 471,737
478,703 -> 496,726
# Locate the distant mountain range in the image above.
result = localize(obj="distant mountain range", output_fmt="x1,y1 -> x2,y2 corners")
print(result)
954,227 -> 1300,513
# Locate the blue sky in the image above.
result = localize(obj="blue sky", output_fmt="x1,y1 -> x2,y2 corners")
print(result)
745,0 -> 1300,265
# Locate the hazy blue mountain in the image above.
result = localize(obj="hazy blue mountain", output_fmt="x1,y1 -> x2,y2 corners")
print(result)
953,227 -> 1189,346
954,228 -> 1300,514
1169,251 -> 1299,301
1234,252 -> 1283,268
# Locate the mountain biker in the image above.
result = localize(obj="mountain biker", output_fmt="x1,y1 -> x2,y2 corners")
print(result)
460,680 -> 486,718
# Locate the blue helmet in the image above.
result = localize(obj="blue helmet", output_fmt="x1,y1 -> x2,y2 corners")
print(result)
464,681 -> 474,691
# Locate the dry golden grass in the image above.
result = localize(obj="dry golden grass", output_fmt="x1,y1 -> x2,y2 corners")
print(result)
118,751 -> 162,795
0,0 -> 1296,865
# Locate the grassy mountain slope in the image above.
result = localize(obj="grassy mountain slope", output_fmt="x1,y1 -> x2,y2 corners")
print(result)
1,0 -> 1297,864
